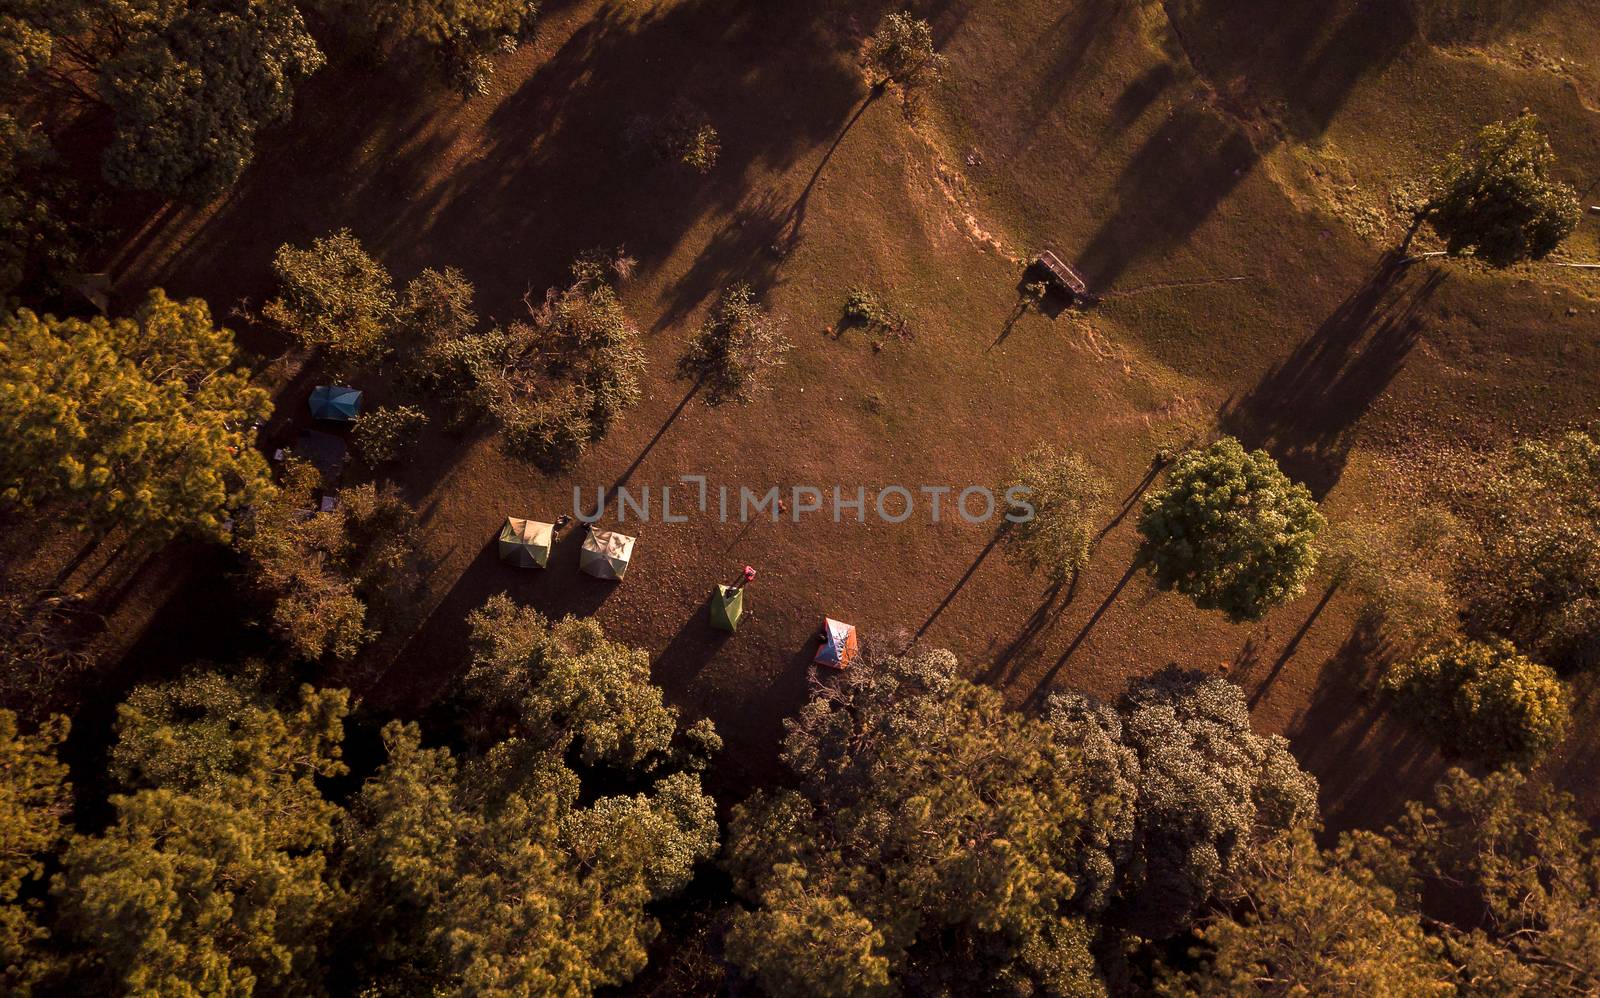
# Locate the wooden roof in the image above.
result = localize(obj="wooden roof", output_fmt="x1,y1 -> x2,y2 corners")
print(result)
1036,251 -> 1088,295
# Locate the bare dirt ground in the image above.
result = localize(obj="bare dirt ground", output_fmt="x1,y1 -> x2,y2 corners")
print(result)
27,0 -> 1600,832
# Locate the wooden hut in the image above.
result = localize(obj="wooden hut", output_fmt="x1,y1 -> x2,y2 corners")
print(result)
1033,250 -> 1088,300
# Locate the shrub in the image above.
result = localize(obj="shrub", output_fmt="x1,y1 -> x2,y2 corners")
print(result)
1138,437 -> 1325,622
1326,509 -> 1462,648
677,283 -> 791,405
353,405 -> 429,465
653,102 -> 720,174
1380,638 -> 1570,767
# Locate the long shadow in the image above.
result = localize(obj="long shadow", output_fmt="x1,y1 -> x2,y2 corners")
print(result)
979,575 -> 1073,685
1221,253 -> 1445,497
1027,558 -> 1142,704
1246,579 -> 1339,707
598,378 -> 702,516
915,525 -> 1008,639
1096,459 -> 1164,545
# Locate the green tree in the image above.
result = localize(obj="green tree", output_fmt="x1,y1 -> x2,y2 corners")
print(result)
353,404 -> 429,465
311,0 -> 540,97
1138,438 -> 1325,622
53,668 -> 348,995
489,260 -> 644,469
1406,112 -> 1580,266
236,458 -> 425,661
2,0 -> 322,201
98,0 -> 323,201
0,114 -> 92,299
1158,827 -> 1455,997
399,265 -> 478,349
264,229 -> 397,371
725,647 -> 1114,996
1050,667 -> 1320,938
0,290 -> 271,540
1457,428 -> 1600,673
676,283 -> 790,405
1001,445 -> 1110,586
340,603 -> 717,996
862,12 -> 946,117
0,711 -> 70,996
1390,768 -> 1600,994
1380,638 -> 1569,767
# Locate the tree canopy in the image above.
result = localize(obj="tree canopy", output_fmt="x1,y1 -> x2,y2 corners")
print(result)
1413,112 -> 1580,266
264,228 -> 398,371
1380,638 -> 1569,767
676,283 -> 790,405
0,290 -> 271,540
862,12 -> 946,117
313,0 -> 540,97
0,711 -> 70,997
1002,445 -> 1110,586
236,458 -> 425,662
1138,438 -> 1325,622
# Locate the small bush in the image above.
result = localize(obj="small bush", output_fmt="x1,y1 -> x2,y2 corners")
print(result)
677,284 -> 790,405
354,405 -> 430,465
1380,638 -> 1569,767
654,103 -> 720,174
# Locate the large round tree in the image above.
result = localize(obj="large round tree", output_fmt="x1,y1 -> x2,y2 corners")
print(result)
0,290 -> 271,540
1138,437 -> 1324,622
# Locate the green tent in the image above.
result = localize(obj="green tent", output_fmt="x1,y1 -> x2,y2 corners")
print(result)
498,517 -> 553,568
579,529 -> 635,580
309,385 -> 363,422
709,584 -> 744,632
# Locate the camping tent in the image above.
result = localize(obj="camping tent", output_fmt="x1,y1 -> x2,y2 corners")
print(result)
309,385 -> 363,422
709,584 -> 744,632
498,517 -> 554,568
815,617 -> 859,669
579,529 -> 635,580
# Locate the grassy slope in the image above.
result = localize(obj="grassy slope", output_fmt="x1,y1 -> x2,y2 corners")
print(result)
41,0 -> 1600,829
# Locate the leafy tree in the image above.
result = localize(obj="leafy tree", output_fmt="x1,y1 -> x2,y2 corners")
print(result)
399,265 -> 478,349
0,711 -> 70,997
1406,112 -> 1580,266
340,602 -> 717,996
1456,428 -> 1600,673
725,647 -> 1115,996
489,260 -> 644,469
264,229 -> 397,371
1157,827 -> 1455,997
463,593 -> 682,767
312,0 -> 540,97
1138,437 -> 1325,622
98,0 -> 323,201
0,290 -> 271,540
236,458 -> 425,661
676,283 -> 790,405
1390,768 -> 1600,994
1380,638 -> 1569,767
862,12 -> 946,117
53,668 -> 348,995
353,404 -> 429,465
2,0 -> 322,201
1324,509 -> 1462,649
1001,445 -> 1109,586
1050,667 -> 1320,938
0,114 -> 93,299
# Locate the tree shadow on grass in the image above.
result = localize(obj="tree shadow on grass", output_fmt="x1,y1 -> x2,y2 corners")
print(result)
1285,617 -> 1445,834
1220,254 -> 1445,498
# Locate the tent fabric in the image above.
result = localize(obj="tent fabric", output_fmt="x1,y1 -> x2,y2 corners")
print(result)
498,517 -> 554,568
579,529 -> 635,580
815,617 -> 859,669
309,386 -> 363,422
709,584 -> 744,632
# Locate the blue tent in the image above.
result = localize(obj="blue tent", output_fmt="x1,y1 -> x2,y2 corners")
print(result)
309,386 -> 363,422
